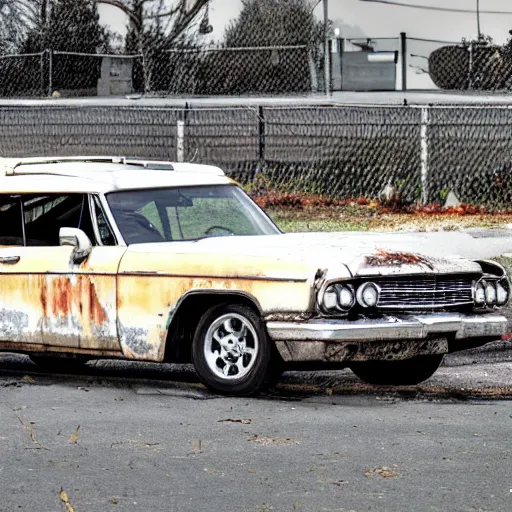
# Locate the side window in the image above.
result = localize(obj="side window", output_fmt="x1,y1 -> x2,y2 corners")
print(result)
0,195 -> 23,246
92,196 -> 116,246
23,194 -> 85,246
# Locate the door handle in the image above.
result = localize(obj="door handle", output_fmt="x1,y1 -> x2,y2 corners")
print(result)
0,256 -> 20,265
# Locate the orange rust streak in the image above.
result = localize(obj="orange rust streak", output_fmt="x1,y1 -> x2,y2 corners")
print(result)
41,275 -> 108,325
52,277 -> 72,317
89,281 -> 108,325
40,278 -> 48,318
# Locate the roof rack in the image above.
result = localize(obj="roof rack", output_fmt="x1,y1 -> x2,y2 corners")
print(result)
0,156 -> 178,176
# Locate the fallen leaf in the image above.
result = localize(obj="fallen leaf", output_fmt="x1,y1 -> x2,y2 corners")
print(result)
192,439 -> 202,454
365,466 -> 399,478
59,489 -> 76,512
218,418 -> 252,425
17,417 -> 49,451
248,435 -> 298,446
28,423 -> 49,451
110,440 -> 159,450
68,425 -> 80,445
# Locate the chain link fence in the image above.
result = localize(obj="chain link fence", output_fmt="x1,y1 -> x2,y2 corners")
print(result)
0,45 -> 321,97
3,34 -> 512,95
149,45 -> 317,95
1,103 -> 511,209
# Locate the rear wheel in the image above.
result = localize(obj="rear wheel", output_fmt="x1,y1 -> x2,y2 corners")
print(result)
29,355 -> 89,373
350,355 -> 444,386
192,304 -> 274,396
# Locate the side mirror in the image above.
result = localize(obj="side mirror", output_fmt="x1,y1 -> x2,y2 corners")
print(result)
59,227 -> 92,262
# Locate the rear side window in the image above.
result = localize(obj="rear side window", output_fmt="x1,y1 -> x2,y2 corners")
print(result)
22,194 -> 85,246
0,195 -> 23,246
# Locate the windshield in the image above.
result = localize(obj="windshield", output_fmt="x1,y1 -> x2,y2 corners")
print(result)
106,185 -> 281,244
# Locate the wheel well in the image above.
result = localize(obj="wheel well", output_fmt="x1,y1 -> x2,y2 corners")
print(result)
163,292 -> 261,363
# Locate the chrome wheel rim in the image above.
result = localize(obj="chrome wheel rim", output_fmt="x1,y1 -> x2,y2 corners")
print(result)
204,313 -> 259,380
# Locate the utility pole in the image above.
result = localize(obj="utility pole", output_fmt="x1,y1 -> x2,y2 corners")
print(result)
476,0 -> 481,39
323,0 -> 330,95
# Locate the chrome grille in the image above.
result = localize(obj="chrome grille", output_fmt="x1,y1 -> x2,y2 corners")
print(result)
375,275 -> 476,309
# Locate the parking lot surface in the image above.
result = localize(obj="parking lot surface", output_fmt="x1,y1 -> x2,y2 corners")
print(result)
1,352 -> 512,512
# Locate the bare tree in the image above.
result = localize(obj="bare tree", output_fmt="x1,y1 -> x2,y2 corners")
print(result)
96,0 -> 210,51
0,0 -> 42,53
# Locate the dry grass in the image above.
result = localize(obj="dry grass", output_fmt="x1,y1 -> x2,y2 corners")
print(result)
269,206 -> 512,233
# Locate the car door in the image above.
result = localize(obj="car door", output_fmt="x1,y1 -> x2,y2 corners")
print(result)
0,193 -> 125,354
0,194 -> 45,348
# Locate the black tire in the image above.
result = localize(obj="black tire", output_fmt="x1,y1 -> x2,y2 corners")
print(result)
350,355 -> 444,386
29,355 -> 89,373
192,303 -> 274,396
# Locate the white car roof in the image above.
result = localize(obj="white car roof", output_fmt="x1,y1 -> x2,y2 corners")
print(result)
0,157 -> 232,194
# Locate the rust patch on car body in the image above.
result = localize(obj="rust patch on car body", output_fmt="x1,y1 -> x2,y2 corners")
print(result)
264,312 -> 315,323
0,271 -> 121,351
40,276 -> 108,326
365,249 -> 435,270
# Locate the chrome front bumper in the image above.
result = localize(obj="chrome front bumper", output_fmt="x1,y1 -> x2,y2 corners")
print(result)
266,313 -> 508,343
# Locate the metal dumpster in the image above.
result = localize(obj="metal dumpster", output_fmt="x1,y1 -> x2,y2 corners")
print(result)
338,51 -> 398,91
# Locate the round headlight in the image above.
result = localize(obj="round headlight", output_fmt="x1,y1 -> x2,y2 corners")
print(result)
474,281 -> 486,306
485,281 -> 497,305
497,281 -> 510,306
338,285 -> 355,309
357,282 -> 380,308
322,286 -> 339,311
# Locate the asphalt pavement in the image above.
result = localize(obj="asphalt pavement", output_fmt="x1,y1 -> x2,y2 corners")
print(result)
1,353 -> 512,512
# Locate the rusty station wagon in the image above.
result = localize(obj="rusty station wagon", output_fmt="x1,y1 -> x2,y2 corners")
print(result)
0,157 -> 508,395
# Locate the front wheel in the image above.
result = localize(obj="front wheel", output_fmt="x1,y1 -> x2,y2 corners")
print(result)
350,355 -> 444,386
192,304 -> 273,396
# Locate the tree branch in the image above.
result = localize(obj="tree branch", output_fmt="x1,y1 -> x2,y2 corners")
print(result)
95,0 -> 144,29
168,0 -> 209,43
146,6 -> 181,19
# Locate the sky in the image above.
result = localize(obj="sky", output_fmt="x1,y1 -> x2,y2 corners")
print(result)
98,0 -> 512,89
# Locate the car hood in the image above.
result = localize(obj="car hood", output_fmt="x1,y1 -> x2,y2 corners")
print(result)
125,232 -> 482,280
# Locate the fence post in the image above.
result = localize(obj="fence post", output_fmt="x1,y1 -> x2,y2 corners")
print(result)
142,53 -> 150,94
340,38 -> 344,90
420,106 -> 430,205
176,112 -> 185,162
400,32 -> 407,91
258,105 -> 265,161
40,52 -> 45,97
48,50 -> 53,97
468,42 -> 473,90
255,105 -> 265,178
308,49 -> 318,92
